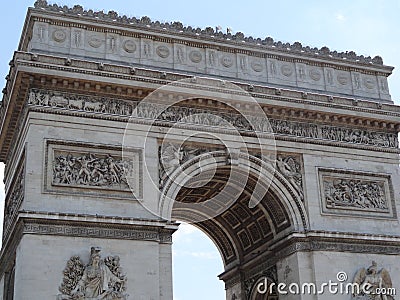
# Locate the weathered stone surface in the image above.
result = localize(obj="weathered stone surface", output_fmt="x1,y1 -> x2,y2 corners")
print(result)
0,2 -> 399,300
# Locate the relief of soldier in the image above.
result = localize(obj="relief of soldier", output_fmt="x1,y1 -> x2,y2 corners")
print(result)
53,153 -> 132,187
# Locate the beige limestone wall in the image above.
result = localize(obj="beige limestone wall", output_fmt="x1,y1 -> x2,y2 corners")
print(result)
23,114 -> 160,220
303,152 -> 400,235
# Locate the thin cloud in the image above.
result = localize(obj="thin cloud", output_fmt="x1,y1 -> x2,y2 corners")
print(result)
174,250 -> 219,260
335,13 -> 346,22
172,222 -> 198,242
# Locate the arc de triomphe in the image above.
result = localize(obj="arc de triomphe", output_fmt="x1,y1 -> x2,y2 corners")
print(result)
0,1 -> 399,299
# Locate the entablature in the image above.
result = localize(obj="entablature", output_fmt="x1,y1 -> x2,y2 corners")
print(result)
1,51 -> 399,164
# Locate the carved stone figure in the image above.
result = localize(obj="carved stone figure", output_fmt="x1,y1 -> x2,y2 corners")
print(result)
275,155 -> 303,198
209,51 -> 216,66
354,73 -> 362,89
84,101 -> 106,112
324,179 -> 388,210
159,143 -> 214,187
74,31 -> 82,48
176,47 -> 185,63
270,61 -> 277,76
3,167 -> 24,236
58,247 -> 127,300
143,43 -> 151,58
53,153 -> 132,189
298,66 -> 306,79
352,261 -> 393,299
326,69 -> 333,85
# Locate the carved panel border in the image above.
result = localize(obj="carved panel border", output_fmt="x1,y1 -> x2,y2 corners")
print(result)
44,140 -> 143,199
23,223 -> 158,241
22,220 -> 175,244
318,168 -> 396,219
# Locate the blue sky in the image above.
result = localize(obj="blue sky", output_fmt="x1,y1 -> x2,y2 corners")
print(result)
1,1 -> 400,299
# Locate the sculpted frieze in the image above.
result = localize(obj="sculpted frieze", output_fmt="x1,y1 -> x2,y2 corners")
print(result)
324,179 -> 387,210
45,141 -> 142,199
53,152 -> 131,189
319,169 -> 394,218
28,90 -> 399,150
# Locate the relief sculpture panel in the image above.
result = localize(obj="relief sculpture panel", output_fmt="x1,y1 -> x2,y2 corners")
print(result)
57,247 -> 128,300
45,141 -> 142,199
318,168 -> 395,218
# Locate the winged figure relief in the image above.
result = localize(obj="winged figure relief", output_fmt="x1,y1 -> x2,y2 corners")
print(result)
352,261 -> 393,300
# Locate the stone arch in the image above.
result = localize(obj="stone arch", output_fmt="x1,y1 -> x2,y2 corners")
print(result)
160,150 -> 308,267
249,276 -> 279,300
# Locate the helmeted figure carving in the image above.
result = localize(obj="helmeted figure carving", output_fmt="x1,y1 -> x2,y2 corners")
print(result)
352,261 -> 393,300
58,247 -> 127,300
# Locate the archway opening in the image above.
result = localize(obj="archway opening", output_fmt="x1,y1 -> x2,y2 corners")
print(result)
165,157 -> 304,299
172,222 -> 225,300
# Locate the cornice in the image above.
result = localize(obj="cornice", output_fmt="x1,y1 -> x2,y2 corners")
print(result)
220,229 -> 400,283
9,52 -> 400,120
18,210 -> 178,229
0,212 -> 178,276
